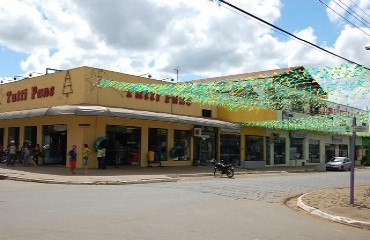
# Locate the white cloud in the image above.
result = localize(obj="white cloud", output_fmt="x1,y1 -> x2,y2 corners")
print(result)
0,0 -> 369,105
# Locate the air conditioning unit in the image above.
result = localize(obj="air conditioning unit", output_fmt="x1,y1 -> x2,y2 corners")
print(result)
193,128 -> 202,137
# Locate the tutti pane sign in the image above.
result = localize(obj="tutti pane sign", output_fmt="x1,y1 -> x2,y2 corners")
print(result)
351,125 -> 369,132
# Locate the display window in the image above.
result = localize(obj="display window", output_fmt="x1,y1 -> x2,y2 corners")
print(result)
148,128 -> 168,161
106,125 -> 141,166
193,127 -> 216,164
308,139 -> 320,163
42,125 -> 67,165
290,138 -> 304,160
8,127 -> 20,148
245,135 -> 264,161
172,130 -> 191,161
274,137 -> 286,164
24,126 -> 37,149
220,134 -> 240,165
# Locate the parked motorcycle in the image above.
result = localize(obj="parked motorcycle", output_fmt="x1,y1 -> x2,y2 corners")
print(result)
213,160 -> 234,178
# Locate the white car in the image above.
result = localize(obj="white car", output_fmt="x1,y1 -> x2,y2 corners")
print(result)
326,157 -> 351,171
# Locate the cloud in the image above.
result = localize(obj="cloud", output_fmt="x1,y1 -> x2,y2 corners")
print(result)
0,0 -> 369,93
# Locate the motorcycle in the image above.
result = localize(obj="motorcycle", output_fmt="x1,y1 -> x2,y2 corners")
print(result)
213,160 -> 234,178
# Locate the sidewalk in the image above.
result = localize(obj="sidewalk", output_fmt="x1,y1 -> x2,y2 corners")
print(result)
1,164 -> 369,229
0,164 -> 315,184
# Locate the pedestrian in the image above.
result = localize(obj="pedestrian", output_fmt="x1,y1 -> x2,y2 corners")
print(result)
97,145 -> 105,170
22,145 -> 30,167
6,141 -> 16,167
68,145 -> 77,174
32,144 -> 41,166
82,143 -> 92,174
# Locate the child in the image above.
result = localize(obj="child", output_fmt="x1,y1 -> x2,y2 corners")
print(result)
82,144 -> 92,174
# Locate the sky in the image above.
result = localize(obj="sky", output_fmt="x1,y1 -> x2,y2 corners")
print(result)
0,0 -> 370,109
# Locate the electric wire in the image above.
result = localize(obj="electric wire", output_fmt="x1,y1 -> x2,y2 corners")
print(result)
336,0 -> 370,27
212,0 -> 369,70
218,4 -> 327,59
348,0 -> 370,20
318,0 -> 370,37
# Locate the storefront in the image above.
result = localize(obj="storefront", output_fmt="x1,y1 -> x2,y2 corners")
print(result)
0,67 -> 240,169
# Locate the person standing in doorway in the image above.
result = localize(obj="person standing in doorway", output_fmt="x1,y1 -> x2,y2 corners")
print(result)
32,144 -> 41,166
82,144 -> 92,174
68,145 -> 77,174
97,146 -> 105,170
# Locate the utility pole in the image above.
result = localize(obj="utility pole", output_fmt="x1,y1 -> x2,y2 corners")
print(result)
350,117 -> 356,205
174,68 -> 179,83
170,68 -> 179,114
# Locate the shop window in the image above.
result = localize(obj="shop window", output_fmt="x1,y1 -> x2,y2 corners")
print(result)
220,134 -> 240,165
42,125 -> 67,165
202,109 -> 212,118
0,128 -> 4,149
172,130 -> 191,161
8,127 -> 20,148
193,126 -> 217,163
290,138 -> 304,160
274,137 -> 286,165
24,126 -> 37,148
265,137 -> 271,165
148,128 -> 168,161
339,145 -> 348,157
106,125 -> 141,166
308,139 -> 320,163
245,135 -> 264,161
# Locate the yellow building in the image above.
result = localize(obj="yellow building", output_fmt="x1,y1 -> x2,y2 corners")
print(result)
0,66 -> 239,168
1,66 -> 362,170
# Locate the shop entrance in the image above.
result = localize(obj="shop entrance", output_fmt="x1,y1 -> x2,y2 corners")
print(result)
193,127 -> 217,164
106,125 -> 141,166
220,134 -> 240,165
325,144 -> 335,162
42,125 -> 67,165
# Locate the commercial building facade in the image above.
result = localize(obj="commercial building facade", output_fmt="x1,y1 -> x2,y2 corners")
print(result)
0,66 -> 367,169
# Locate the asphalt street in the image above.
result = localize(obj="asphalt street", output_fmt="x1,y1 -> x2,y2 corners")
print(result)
1,170 -> 369,240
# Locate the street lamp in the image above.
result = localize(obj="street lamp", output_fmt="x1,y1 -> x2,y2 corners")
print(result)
13,75 -> 24,80
139,73 -> 152,78
174,68 -> 179,83
29,72 -> 44,77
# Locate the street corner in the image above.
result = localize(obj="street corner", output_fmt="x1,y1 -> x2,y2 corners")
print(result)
296,191 -> 370,230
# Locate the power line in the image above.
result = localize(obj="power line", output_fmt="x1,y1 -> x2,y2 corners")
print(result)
212,0 -> 368,69
348,0 -> 370,20
318,0 -> 370,37
336,0 -> 370,27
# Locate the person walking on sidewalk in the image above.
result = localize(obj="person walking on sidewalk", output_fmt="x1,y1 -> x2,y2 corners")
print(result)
82,144 -> 92,174
68,145 -> 77,174
22,145 -> 30,167
32,144 -> 41,166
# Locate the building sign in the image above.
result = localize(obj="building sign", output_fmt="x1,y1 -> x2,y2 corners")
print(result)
7,86 -> 55,103
290,132 -> 306,138
331,136 -> 342,143
125,91 -> 191,106
282,110 -> 294,120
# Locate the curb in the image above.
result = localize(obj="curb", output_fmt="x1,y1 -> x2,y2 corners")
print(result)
2,175 -> 178,185
0,169 -> 315,185
297,193 -> 370,230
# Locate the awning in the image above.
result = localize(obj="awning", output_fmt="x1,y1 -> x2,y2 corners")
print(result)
0,105 -> 240,132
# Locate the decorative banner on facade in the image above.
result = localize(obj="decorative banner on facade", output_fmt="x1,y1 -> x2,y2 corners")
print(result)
96,62 -> 370,136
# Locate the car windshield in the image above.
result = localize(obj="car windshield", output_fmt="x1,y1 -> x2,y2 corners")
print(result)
331,158 -> 345,162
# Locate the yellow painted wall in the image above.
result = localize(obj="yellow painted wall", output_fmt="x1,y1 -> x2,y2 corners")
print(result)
0,66 -> 217,118
218,107 -> 275,122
